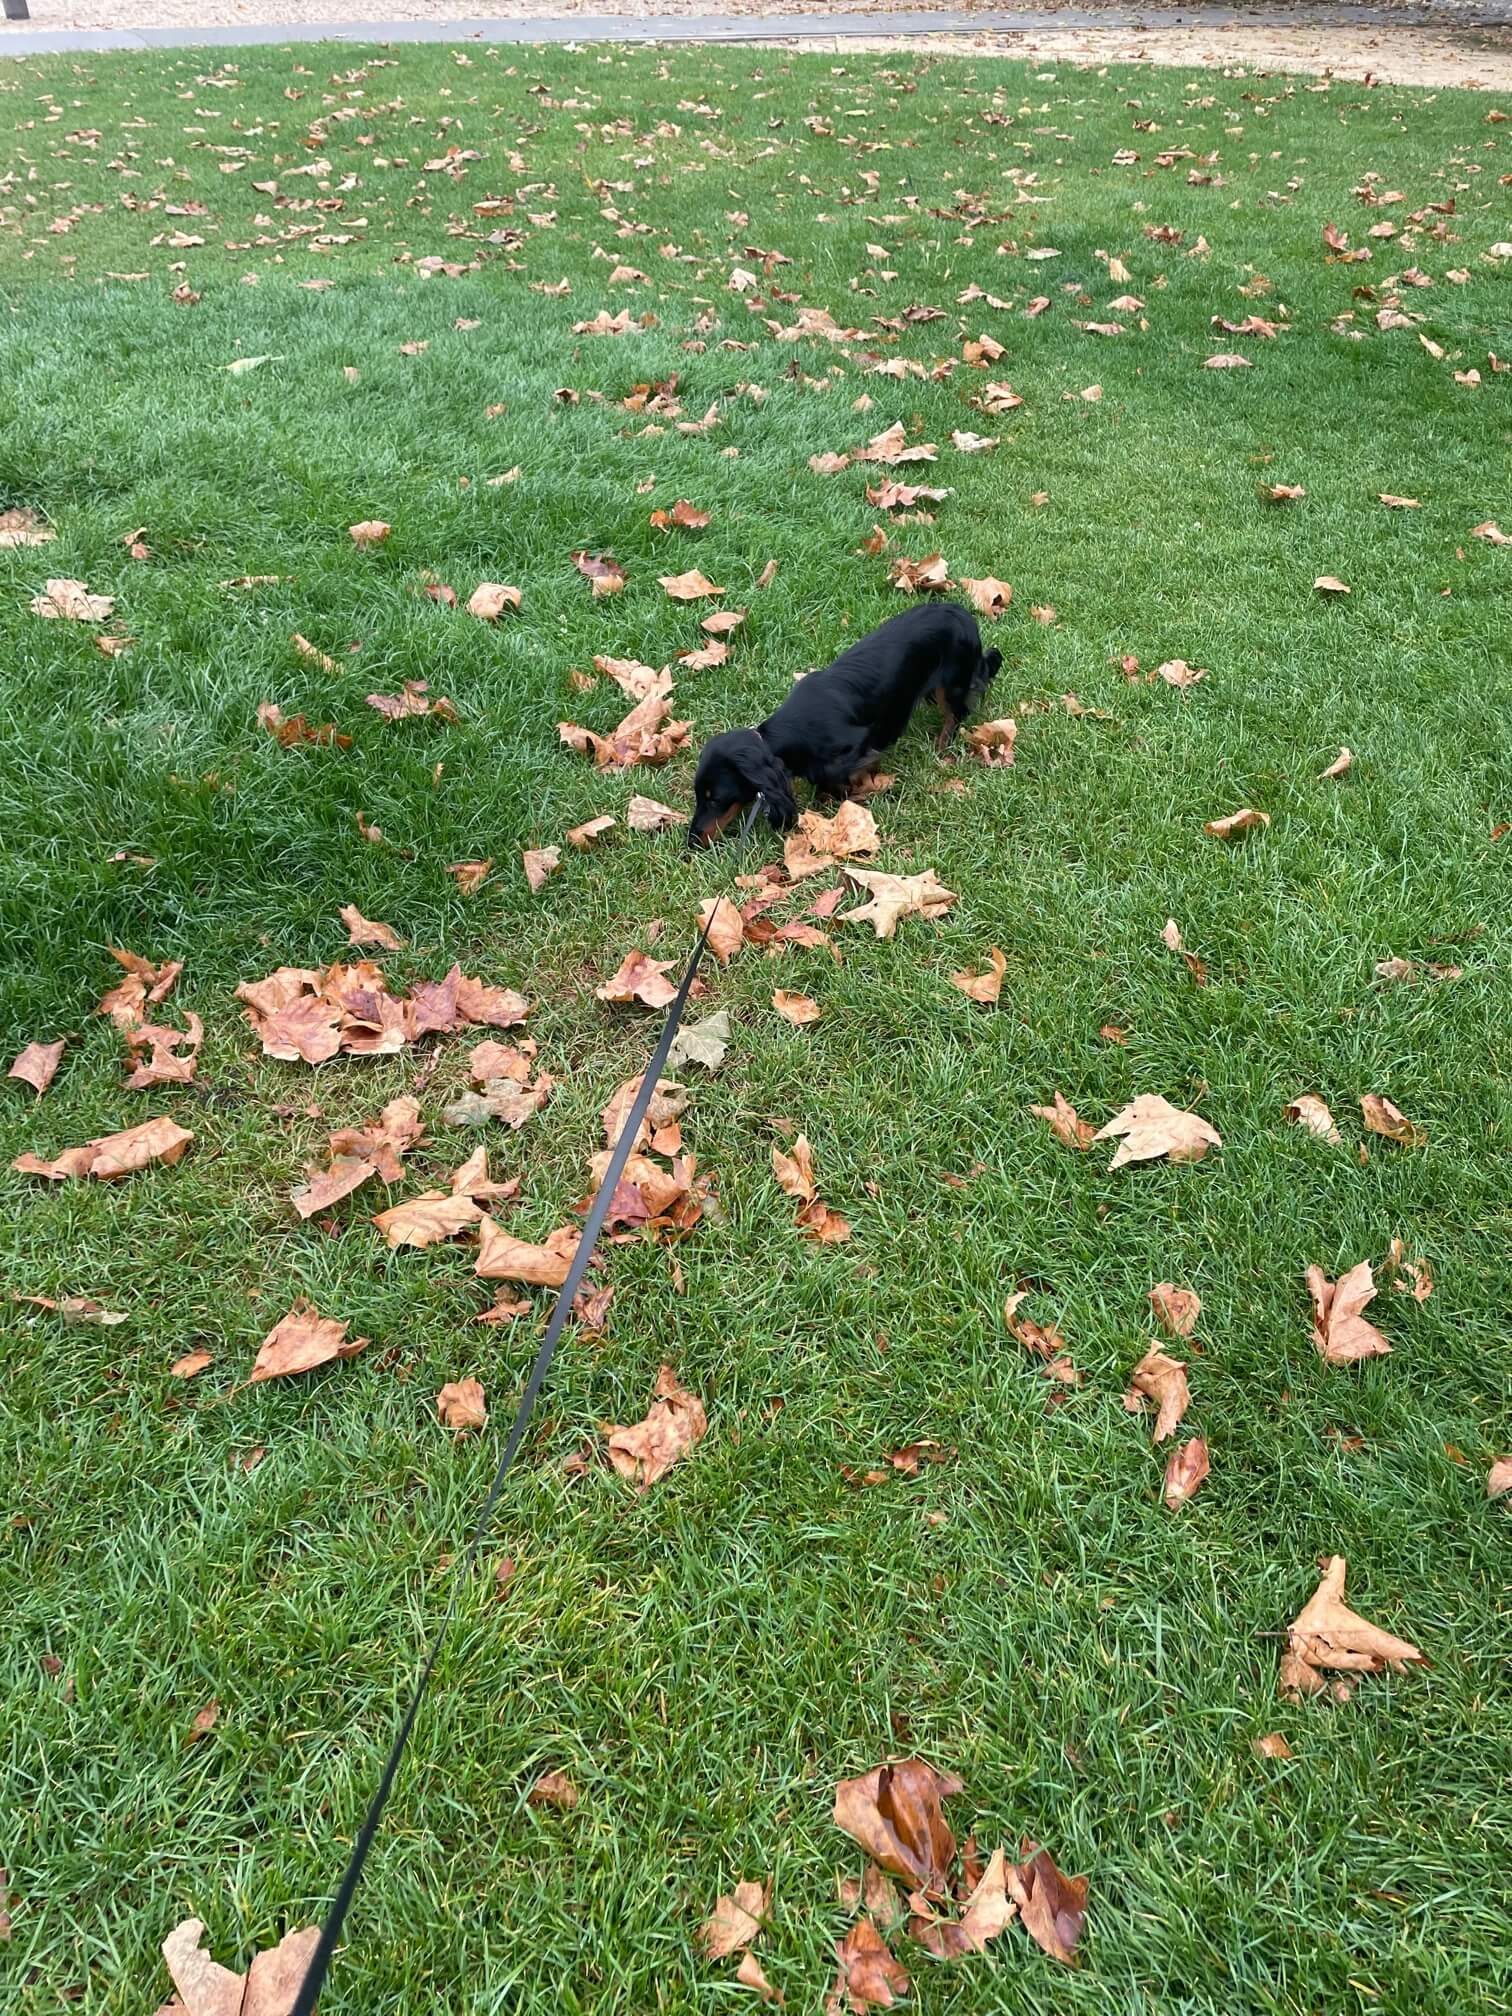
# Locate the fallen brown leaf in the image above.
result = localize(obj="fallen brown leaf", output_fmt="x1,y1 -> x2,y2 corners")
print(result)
597,950 -> 679,1009
961,718 -> 1016,766
773,990 -> 822,1027
1314,575 -> 1351,596
698,895 -> 744,964
1285,1093 -> 1342,1144
1360,1094 -> 1426,1147
1382,1237 -> 1433,1303
595,656 -> 665,699
1156,659 -> 1207,689
566,816 -> 616,849
700,1879 -> 768,1960
627,795 -> 687,832
843,866 -> 958,938
950,948 -> 1006,1004
339,903 -> 404,951
170,1349 -> 213,1378
1204,807 -> 1270,839
475,1219 -> 579,1286
1252,1731 -> 1293,1759
436,1377 -> 487,1432
660,568 -> 724,601
523,846 -> 561,894
467,581 -> 522,620
8,1040 -> 65,1097
13,1115 -> 194,1182
888,552 -> 950,594
1029,1092 -> 1095,1151
1470,520 -> 1510,546
1005,1844 -> 1089,1965
349,519 -> 391,548
1204,352 -> 1252,369
447,859 -> 492,894
366,680 -> 459,723
650,499 -> 711,531
123,1010 -> 204,1091
1125,1346 -> 1191,1442
1320,746 -> 1353,780
291,632 -> 338,674
249,1300 -> 369,1382
258,702 -> 351,750
737,1951 -> 783,2005
159,1918 -> 320,2016
30,578 -> 115,622
1280,1554 -> 1425,1699
1306,1260 -> 1392,1364
98,947 -> 182,1032
829,1918 -> 910,2013
373,1190 -> 484,1248
14,1292 -> 126,1327
1149,1282 -> 1201,1338
528,1769 -> 580,1810
703,609 -> 746,636
1163,1438 -> 1210,1507
959,576 -> 1012,620
772,1134 -> 817,1204
909,1844 -> 1017,1959
571,551 -> 626,597
951,429 -> 998,454
0,506 -> 54,547
1093,1095 -> 1221,1169
1487,1457 -> 1512,1500
606,1364 -> 707,1489
833,1759 -> 962,1895
1260,483 -> 1306,504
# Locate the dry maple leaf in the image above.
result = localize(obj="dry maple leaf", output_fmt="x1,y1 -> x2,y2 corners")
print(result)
1005,1844 -> 1089,1965
339,903 -> 403,950
1286,1093 -> 1342,1144
13,1115 -> 193,1183
1314,575 -> 1351,596
1163,1438 -> 1210,1508
772,1134 -> 818,1204
0,506 -> 54,547
250,1299 -> 369,1382
366,680 -> 459,723
833,1759 -> 962,1896
1156,659 -> 1207,689
1487,1457 -> 1512,1501
829,1918 -> 910,2014
737,1952 -> 782,2005
1125,1346 -> 1191,1442
565,816 -> 616,850
528,1769 -> 580,1810
1306,1260 -> 1392,1364
571,551 -> 626,597
467,581 -> 522,620
123,1010 -> 204,1091
9,1040 -> 65,1097
810,452 -> 852,476
697,895 -> 744,964
1260,482 -> 1306,503
348,519 -> 391,548
1029,1092 -> 1094,1151
959,576 -> 1012,620
475,1218 -> 579,1286
627,795 -> 687,831
951,429 -> 998,454
1381,1237 -> 1433,1303
909,1845 -> 1017,1960
679,640 -> 729,673
962,718 -> 1016,766
14,1292 -> 126,1327
699,1879 -> 768,1960
98,947 -> 182,1032
844,867 -> 958,939
523,846 -> 561,894
30,578 -> 115,622
1204,807 -> 1270,839
257,703 -> 351,750
1004,1289 -> 1077,1381
660,568 -> 724,601
158,1918 -> 320,2016
1150,1282 -> 1201,1337
1320,747 -> 1353,780
1204,352 -> 1252,369
597,950 -> 679,1009
436,1377 -> 487,1432
703,609 -> 746,636
1280,1554 -> 1425,1699
667,1012 -> 729,1073
950,948 -> 1006,1004
373,1190 -> 484,1248
1360,1094 -> 1426,1147
774,990 -> 822,1027
606,1364 -> 707,1490
594,655 -> 667,700
1094,1094 -> 1221,1169
447,859 -> 492,894
171,1349 -> 213,1378
1379,493 -> 1420,509
1252,1731 -> 1293,1759
888,552 -> 950,594
649,499 -> 711,531
784,802 -> 880,876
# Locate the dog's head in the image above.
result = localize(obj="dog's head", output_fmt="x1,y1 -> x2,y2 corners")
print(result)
687,729 -> 798,848
970,645 -> 1004,711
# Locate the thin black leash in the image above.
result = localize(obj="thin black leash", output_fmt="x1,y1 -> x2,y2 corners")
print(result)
289,836 -> 752,2015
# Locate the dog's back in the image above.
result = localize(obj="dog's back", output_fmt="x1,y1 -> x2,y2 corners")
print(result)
807,600 -> 984,745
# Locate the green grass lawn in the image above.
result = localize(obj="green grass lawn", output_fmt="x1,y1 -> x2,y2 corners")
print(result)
3,35 -> 1511,2015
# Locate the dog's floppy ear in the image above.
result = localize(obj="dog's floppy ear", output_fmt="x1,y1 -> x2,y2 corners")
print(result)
983,647 -> 1003,682
736,733 -> 798,829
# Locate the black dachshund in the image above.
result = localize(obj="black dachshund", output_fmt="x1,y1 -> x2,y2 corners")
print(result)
688,600 -> 1001,845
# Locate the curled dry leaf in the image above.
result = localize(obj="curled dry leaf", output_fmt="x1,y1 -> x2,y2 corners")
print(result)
1286,1093 -> 1342,1144
1307,1260 -> 1392,1364
959,577 -> 1012,620
13,1115 -> 193,1182
14,1292 -> 126,1327
348,519 -> 391,548
523,846 -> 561,893
250,1300 -> 369,1382
528,1769 -> 580,1810
1280,1553 -> 1425,1699
339,903 -> 404,950
1487,1457 -> 1512,1501
436,1377 -> 487,1432
171,1348 -> 213,1378
771,1134 -> 817,1204
810,452 -> 852,475
605,1364 -> 707,1490
123,1010 -> 204,1090
1252,1731 -> 1293,1760
908,1845 -> 1017,1960
1094,1094 -> 1221,1169
951,429 -> 998,453
1320,746 -> 1353,780
1004,1289 -> 1078,1383
627,794 -> 687,832
833,1759 -> 962,1895
475,1218 -> 579,1286
703,609 -> 746,637
773,990 -> 821,1026
697,895 -> 745,964
374,1190 -> 483,1248
830,1918 -> 910,2013
1125,1346 -> 1191,1442
1260,483 -> 1306,503
1005,1844 -> 1089,1966
737,1952 -> 783,2005
1360,1094 -> 1426,1147
1314,575 -> 1351,596
447,859 -> 492,894
30,579 -> 115,622
843,866 -> 958,939
679,640 -> 728,672
1203,352 -> 1252,369
9,1040 -> 65,1097
566,816 -> 616,849
559,690 -> 691,771
784,802 -> 879,877
1382,1236 -> 1433,1302
595,656 -> 665,699
660,568 -> 725,601
888,552 -> 950,594
1029,1091 -> 1094,1151
366,680 -> 459,723
98,947 -> 182,1032
962,718 -> 1016,766
597,950 -> 679,1009
258,703 -> 351,750
1150,1282 -> 1201,1337
0,505 -> 54,547
649,499 -> 711,531
1204,807 -> 1270,839
949,947 -> 1006,1004
1163,1438 -> 1210,1507
1156,659 -> 1207,688
1471,520 -> 1511,546
159,1919 -> 320,2016
699,1879 -> 768,1960
571,551 -> 626,598
467,581 -> 522,620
